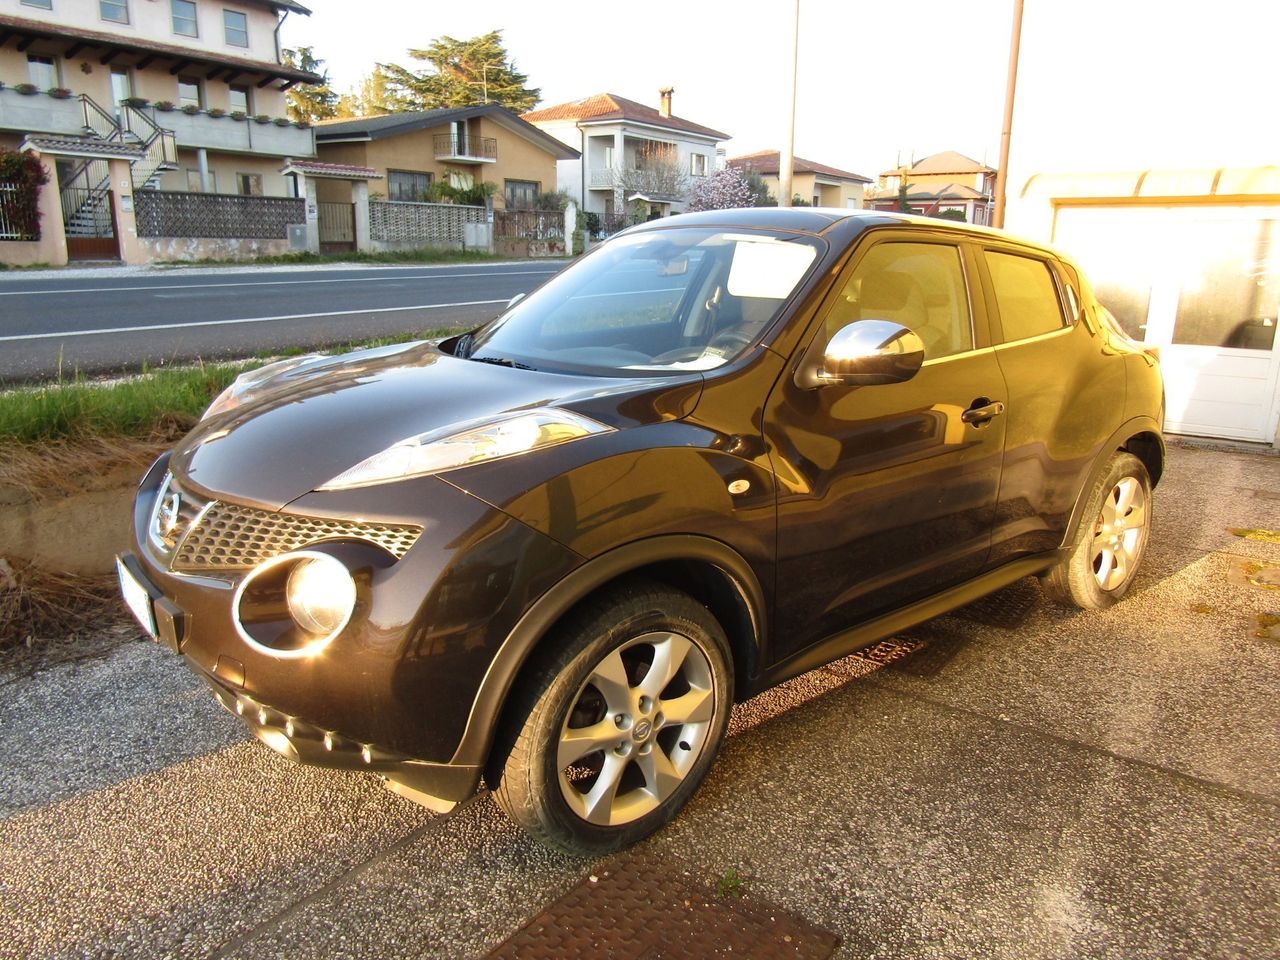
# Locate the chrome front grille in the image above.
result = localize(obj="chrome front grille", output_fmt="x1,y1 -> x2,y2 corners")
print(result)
151,474 -> 423,572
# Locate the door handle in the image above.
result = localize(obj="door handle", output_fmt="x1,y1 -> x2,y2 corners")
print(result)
961,400 -> 1006,425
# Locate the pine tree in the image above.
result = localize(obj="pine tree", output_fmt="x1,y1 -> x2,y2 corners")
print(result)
282,47 -> 338,123
379,31 -> 540,112
334,67 -> 394,118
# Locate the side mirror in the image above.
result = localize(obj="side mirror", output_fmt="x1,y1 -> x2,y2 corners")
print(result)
506,292 -> 526,310
796,319 -> 925,389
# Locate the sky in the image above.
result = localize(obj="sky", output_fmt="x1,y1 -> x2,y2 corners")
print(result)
281,0 -> 1280,187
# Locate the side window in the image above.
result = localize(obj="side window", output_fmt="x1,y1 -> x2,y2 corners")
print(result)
984,250 -> 1066,342
825,242 -> 973,360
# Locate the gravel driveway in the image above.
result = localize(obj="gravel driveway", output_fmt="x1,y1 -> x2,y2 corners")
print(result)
1,443 -> 1277,959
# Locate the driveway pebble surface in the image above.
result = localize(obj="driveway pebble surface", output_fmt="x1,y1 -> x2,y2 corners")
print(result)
1,444 -> 1277,959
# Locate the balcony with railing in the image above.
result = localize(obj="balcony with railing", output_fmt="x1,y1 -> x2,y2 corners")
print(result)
143,108 -> 315,157
433,134 -> 497,163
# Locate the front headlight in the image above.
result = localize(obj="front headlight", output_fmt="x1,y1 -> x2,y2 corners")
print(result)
202,354 -> 328,421
318,407 -> 613,491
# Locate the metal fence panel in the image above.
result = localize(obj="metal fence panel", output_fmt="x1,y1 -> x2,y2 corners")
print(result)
0,181 -> 39,241
494,209 -> 565,241
134,191 -> 305,239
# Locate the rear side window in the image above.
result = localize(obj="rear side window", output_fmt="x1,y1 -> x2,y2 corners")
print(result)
985,251 -> 1066,342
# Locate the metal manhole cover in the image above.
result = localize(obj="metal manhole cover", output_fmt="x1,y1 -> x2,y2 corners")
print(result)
485,851 -> 840,959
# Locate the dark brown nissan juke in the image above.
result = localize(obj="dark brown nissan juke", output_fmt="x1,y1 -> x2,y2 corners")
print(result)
118,209 -> 1164,854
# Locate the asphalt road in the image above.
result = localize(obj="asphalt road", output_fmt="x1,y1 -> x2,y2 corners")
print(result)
1,444 -> 1278,959
0,261 -> 566,383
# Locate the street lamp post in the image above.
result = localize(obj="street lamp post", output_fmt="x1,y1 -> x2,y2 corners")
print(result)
992,0 -> 1025,229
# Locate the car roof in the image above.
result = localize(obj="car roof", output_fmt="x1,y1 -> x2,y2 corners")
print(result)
627,207 -> 1065,259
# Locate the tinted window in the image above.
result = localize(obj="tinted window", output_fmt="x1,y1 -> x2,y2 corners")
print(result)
826,242 -> 973,359
985,251 -> 1065,342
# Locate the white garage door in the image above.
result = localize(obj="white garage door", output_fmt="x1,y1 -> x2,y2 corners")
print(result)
1053,204 -> 1280,443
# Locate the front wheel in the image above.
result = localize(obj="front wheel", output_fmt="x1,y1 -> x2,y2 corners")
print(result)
1042,452 -> 1152,609
488,581 -> 733,855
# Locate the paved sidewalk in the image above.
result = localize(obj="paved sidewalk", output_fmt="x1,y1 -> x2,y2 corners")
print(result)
1,444 -> 1277,959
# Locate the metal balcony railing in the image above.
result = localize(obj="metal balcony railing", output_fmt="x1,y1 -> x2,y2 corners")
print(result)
433,134 -> 497,161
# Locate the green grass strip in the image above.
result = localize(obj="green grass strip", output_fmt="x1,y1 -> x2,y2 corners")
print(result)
0,326 -> 466,444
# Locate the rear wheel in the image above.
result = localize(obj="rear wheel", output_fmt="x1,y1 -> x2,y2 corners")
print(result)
1042,452 -> 1152,609
489,581 -> 733,855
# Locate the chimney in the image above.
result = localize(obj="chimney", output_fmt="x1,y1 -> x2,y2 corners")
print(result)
659,86 -> 674,118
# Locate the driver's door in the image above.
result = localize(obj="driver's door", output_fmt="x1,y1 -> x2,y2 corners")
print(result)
764,234 -> 1008,663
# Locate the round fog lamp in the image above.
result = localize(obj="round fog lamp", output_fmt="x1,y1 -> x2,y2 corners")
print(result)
286,555 -> 356,637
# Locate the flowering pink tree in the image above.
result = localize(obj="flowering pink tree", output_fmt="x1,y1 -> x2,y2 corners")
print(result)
685,166 -> 754,212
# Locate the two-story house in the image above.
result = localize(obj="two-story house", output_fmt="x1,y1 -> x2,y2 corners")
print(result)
312,103 -> 579,211
867,151 -> 996,225
0,0 -> 319,261
729,150 -> 871,208
523,89 -> 729,225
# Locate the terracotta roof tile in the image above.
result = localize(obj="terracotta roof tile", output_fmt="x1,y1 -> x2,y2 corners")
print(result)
282,159 -> 380,179
729,150 -> 871,183
523,93 -> 728,141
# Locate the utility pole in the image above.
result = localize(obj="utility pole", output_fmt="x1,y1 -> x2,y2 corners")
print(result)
779,0 -> 799,208
992,0 -> 1024,229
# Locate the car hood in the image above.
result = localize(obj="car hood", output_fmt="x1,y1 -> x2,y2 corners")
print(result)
170,341 -> 701,510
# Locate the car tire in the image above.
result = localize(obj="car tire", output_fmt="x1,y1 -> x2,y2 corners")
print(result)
488,580 -> 733,856
1041,452 -> 1152,610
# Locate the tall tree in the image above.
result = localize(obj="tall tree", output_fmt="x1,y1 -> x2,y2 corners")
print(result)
333,67 -> 394,118
380,31 -> 540,112
282,47 -> 338,123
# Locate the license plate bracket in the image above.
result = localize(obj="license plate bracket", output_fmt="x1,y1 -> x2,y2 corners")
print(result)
117,555 -> 158,641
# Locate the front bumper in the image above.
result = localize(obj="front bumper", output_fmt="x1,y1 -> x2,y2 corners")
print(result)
122,454 -> 583,807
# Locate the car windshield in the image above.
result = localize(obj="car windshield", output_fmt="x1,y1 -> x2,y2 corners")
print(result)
464,227 -> 822,376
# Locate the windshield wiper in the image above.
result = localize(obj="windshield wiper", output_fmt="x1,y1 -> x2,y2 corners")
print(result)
469,355 -> 536,370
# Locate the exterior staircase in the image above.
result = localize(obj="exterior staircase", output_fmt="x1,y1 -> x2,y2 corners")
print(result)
59,94 -> 178,239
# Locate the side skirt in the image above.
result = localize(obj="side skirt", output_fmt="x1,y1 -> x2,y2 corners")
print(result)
750,554 -> 1059,694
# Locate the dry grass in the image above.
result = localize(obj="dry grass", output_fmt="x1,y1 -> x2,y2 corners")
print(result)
0,430 -> 179,501
0,557 -> 128,653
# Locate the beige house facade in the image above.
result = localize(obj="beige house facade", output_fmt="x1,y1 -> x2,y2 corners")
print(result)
0,0 -> 319,264
524,90 -> 728,224
313,105 -> 579,210
729,150 -> 870,208
868,151 -> 996,224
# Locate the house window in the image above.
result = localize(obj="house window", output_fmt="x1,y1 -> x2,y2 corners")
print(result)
236,173 -> 263,196
171,0 -> 198,37
186,169 -> 217,193
388,170 -> 432,202
504,179 -> 539,209
223,9 -> 248,46
228,85 -> 250,114
177,77 -> 202,109
99,0 -> 129,23
690,154 -> 708,177
26,55 -> 58,89
21,0 -> 53,9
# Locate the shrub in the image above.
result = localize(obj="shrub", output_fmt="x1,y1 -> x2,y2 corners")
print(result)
272,117 -> 291,126
207,107 -> 227,118
253,114 -> 272,124
48,87 -> 73,100
14,83 -> 38,96
229,110 -> 247,121
123,96 -> 149,108
933,208 -> 967,222
153,100 -> 176,111
180,104 -> 200,115
0,150 -> 51,240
